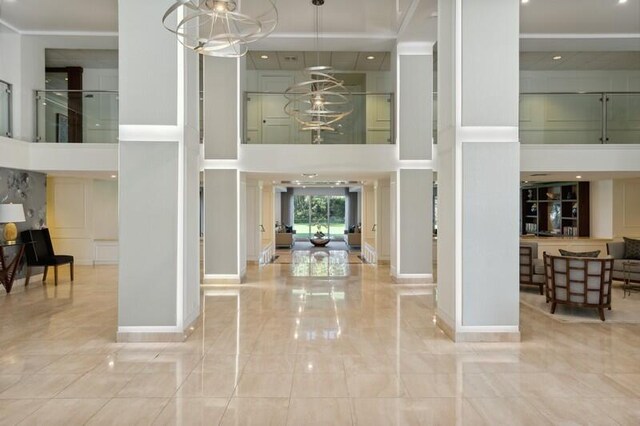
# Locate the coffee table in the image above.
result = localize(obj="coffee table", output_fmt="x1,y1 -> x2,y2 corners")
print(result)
623,260 -> 640,298
310,237 -> 330,247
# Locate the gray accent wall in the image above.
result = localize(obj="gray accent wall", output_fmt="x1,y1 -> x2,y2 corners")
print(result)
204,56 -> 239,160
399,169 -> 432,275
0,167 -> 47,279
347,191 -> 359,228
204,169 -> 238,275
462,142 -> 519,326
399,55 -> 433,160
118,141 -> 178,327
280,188 -> 293,226
461,0 -> 519,126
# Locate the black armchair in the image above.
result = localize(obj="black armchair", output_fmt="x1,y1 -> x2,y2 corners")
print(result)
20,228 -> 74,287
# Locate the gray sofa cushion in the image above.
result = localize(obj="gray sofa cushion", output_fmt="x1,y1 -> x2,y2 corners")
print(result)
533,258 -> 545,275
623,237 -> 640,260
520,242 -> 538,259
559,249 -> 600,258
607,241 -> 625,259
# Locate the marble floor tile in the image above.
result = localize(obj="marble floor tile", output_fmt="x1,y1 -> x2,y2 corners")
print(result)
1,264 -> 640,424
0,374 -> 80,399
291,372 -> 349,397
152,397 -> 228,426
286,398 -> 352,426
86,397 -> 169,425
346,373 -> 407,397
0,399 -> 45,425
19,398 -> 109,425
235,372 -> 294,398
57,373 -> 134,398
219,397 -> 289,426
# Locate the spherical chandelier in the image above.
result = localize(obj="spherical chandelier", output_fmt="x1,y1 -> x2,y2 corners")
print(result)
162,0 -> 278,58
283,0 -> 352,141
284,66 -> 352,132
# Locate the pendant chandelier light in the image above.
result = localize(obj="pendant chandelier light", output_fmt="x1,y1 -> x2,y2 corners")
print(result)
162,0 -> 278,58
284,0 -> 352,141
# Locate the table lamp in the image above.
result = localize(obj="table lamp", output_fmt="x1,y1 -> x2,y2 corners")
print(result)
0,204 -> 26,244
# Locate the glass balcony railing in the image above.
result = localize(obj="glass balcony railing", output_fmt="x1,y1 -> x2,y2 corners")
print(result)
243,92 -> 394,145
519,92 -> 640,145
0,80 -> 11,138
35,90 -> 118,143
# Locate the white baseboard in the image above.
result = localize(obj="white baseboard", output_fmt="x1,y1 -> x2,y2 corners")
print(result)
202,274 -> 243,284
117,315 -> 200,343
435,310 -> 520,343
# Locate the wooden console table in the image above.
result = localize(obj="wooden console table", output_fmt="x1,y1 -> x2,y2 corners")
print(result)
0,242 -> 27,294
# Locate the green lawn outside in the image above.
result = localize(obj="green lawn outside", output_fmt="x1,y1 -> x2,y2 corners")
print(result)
293,222 -> 346,237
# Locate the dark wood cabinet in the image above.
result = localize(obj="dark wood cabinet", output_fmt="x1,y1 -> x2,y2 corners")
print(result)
521,182 -> 590,237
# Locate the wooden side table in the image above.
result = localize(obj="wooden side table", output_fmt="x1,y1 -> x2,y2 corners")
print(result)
0,242 -> 27,294
622,260 -> 640,298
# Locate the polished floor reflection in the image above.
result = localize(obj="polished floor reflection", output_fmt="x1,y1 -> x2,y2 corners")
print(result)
0,263 -> 639,425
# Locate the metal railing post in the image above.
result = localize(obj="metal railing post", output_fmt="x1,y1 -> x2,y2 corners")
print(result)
601,92 -> 609,144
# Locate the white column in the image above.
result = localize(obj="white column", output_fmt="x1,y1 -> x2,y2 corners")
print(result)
398,45 -> 433,160
393,169 -> 433,282
375,178 -> 391,264
590,180 -> 614,239
391,43 -> 434,283
202,52 -> 245,282
436,0 -> 520,342
117,0 -> 200,342
203,169 -> 243,283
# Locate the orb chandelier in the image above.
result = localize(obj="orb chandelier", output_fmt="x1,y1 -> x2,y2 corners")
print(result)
162,0 -> 278,58
283,0 -> 352,141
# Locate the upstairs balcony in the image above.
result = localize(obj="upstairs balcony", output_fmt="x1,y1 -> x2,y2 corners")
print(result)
242,92 -> 394,145
0,80 -> 12,138
35,90 -> 118,144
519,92 -> 640,145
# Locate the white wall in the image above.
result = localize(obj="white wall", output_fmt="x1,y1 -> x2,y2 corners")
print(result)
0,24 -> 22,138
21,34 -> 118,141
590,180 -> 614,239
47,176 -> 119,265
613,178 -> 640,238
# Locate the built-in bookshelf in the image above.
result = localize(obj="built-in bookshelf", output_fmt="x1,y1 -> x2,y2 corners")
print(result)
521,182 -> 590,237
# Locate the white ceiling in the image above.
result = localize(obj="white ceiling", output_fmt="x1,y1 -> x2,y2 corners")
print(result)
244,171 -> 392,186
45,49 -> 118,69
0,0 -> 636,53
0,0 -> 118,32
521,51 -> 640,71
246,51 -> 391,71
521,171 -> 640,183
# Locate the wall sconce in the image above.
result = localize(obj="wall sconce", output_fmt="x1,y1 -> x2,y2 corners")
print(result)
372,224 -> 377,232
260,224 -> 265,232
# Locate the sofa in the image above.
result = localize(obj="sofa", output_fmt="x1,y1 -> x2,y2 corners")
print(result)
275,230 -> 296,248
543,253 -> 614,321
345,231 -> 361,248
607,240 -> 640,284
519,242 -> 545,294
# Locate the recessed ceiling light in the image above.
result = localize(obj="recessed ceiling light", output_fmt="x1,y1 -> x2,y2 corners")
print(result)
366,55 -> 375,60
619,0 -> 628,4
260,54 -> 269,59
553,55 -> 562,60
576,175 -> 582,179
64,77 -> 68,81
521,0 -> 529,3
111,175 -> 117,178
